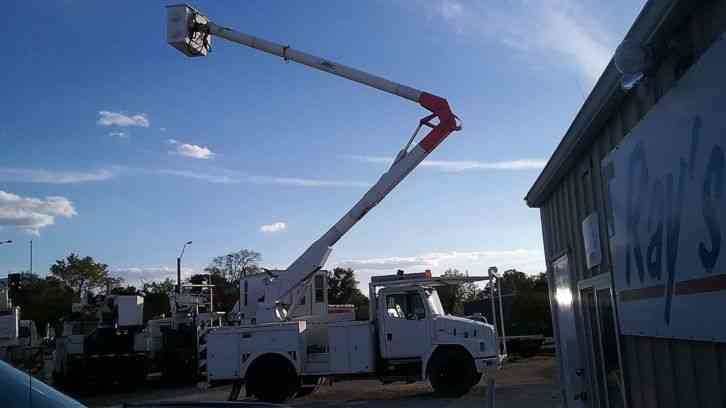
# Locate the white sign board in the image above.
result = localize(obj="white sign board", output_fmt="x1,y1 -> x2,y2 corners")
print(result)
582,212 -> 602,270
605,38 -> 726,342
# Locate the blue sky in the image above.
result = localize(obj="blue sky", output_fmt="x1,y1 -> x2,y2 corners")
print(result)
0,0 -> 643,286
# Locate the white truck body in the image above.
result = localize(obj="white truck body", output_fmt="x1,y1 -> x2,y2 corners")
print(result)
0,308 -> 20,347
115,296 -> 144,327
206,272 -> 502,390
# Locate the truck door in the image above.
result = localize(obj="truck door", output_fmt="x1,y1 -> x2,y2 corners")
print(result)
380,290 -> 430,359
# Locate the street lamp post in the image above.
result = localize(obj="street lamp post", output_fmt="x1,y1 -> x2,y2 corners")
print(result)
177,241 -> 193,293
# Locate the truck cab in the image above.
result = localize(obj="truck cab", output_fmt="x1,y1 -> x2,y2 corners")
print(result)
377,285 -> 498,364
370,271 -> 501,395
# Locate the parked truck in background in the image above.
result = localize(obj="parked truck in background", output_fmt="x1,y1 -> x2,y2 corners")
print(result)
0,278 -> 42,370
52,294 -> 148,390
145,281 -> 224,383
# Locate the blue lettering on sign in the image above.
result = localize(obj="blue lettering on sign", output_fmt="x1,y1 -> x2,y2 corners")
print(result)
625,143 -> 648,285
623,116 -> 723,324
646,180 -> 664,280
699,146 -> 724,273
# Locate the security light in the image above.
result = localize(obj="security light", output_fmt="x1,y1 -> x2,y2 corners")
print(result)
614,38 -> 650,90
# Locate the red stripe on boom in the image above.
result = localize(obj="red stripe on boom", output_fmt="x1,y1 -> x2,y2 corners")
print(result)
417,92 -> 458,153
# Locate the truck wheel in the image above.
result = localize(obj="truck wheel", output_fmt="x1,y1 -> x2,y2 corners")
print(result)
246,354 -> 298,403
428,348 -> 477,397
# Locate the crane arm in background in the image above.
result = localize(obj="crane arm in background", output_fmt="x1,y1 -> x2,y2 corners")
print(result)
167,4 -> 462,321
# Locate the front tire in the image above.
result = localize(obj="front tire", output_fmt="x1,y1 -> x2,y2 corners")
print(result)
428,348 -> 477,397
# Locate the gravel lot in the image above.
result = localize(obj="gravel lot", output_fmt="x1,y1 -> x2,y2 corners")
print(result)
80,356 -> 561,408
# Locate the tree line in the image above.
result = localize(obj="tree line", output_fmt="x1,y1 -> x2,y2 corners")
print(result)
5,249 -> 370,334
6,249 -> 550,337
436,268 -> 552,336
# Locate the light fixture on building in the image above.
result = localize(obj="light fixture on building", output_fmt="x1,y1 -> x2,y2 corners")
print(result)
614,38 -> 650,90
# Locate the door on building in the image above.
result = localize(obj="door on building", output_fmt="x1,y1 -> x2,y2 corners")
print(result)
552,254 -> 586,408
578,273 -> 626,408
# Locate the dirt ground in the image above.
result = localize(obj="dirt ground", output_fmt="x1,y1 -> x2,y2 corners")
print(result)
80,355 -> 561,408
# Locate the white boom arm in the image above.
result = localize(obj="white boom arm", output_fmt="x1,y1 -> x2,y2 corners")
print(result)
167,5 -> 461,322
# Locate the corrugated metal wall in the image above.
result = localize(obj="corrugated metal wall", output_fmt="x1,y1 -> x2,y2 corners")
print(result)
538,1 -> 726,407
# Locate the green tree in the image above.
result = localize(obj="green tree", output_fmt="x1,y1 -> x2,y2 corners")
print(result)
110,284 -> 140,295
49,253 -> 112,297
327,267 -> 368,320
189,273 -> 238,312
204,249 -> 261,283
10,274 -> 75,337
471,269 -> 553,336
142,278 -> 176,294
140,278 -> 178,321
437,269 -> 476,315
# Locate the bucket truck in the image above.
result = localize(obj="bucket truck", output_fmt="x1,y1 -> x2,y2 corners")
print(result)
145,281 -> 224,383
52,294 -> 148,390
166,4 -> 506,402
0,278 -> 41,368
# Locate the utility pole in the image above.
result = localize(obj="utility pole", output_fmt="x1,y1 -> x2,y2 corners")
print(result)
177,257 -> 181,293
178,241 -> 193,293
29,240 -> 33,275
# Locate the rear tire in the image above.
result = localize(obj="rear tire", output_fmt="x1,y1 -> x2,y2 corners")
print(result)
246,354 -> 298,403
428,348 -> 477,397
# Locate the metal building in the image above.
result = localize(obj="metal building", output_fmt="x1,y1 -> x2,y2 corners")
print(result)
525,1 -> 726,407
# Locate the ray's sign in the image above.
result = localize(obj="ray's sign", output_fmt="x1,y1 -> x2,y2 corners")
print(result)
606,39 -> 726,342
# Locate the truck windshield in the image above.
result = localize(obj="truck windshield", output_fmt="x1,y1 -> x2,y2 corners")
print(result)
424,289 -> 445,316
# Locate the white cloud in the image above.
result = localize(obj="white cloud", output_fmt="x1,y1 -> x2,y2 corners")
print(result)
97,111 -> 150,127
158,169 -> 239,184
158,168 -> 366,188
248,176 -> 368,188
418,0 -> 628,84
534,4 -> 613,82
0,168 -> 114,184
337,248 -> 545,275
112,266 -> 193,286
347,156 -> 545,172
160,127 -> 167,132
108,131 -> 128,139
171,142 -> 215,160
424,159 -> 546,171
439,0 -> 463,20
0,190 -> 76,234
260,222 -> 287,233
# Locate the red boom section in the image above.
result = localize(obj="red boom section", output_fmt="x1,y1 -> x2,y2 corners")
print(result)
417,92 -> 459,153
